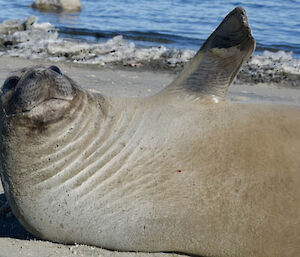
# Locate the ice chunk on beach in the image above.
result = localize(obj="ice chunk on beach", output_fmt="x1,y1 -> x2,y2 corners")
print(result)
0,17 -> 196,69
250,51 -> 300,74
236,50 -> 300,87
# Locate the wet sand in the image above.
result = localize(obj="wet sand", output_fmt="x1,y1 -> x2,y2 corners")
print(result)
0,56 -> 299,257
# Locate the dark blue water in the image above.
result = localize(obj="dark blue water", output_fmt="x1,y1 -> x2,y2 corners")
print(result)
0,0 -> 299,56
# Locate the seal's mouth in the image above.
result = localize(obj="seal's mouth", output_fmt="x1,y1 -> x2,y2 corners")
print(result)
8,97 -> 73,123
1,65 -> 77,123
6,97 -> 70,115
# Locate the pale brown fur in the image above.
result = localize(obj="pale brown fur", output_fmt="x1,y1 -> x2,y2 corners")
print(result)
0,7 -> 299,257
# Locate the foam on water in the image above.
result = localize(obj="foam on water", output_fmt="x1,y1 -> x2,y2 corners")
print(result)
0,17 -> 299,87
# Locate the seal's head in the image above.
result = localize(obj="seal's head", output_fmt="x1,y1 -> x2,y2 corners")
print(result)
1,65 -> 78,125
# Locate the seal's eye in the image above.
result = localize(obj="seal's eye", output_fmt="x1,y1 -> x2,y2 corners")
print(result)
2,76 -> 20,94
27,71 -> 37,80
49,66 -> 62,75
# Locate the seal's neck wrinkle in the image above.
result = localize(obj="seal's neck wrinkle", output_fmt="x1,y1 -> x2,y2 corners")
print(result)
33,101 -> 141,195
6,95 -> 142,195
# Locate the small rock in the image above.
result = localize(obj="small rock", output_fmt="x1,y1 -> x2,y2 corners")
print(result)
23,16 -> 38,30
123,62 -> 142,67
31,0 -> 82,12
0,19 -> 24,34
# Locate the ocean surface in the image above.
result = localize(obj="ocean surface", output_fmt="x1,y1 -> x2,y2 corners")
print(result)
0,0 -> 299,57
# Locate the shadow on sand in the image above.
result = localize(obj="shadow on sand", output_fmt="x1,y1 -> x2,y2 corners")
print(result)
0,193 -> 35,240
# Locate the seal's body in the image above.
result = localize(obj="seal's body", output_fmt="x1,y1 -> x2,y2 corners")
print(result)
1,7 -> 299,257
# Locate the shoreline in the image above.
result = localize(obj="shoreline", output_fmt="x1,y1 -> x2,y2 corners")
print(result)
0,17 -> 300,88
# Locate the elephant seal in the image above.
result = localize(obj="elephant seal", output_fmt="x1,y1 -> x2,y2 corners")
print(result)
0,7 -> 299,257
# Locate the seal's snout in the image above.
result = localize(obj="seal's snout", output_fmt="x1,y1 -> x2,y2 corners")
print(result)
1,65 -> 76,121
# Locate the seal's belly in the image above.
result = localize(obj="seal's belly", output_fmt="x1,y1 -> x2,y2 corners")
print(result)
13,103 -> 300,256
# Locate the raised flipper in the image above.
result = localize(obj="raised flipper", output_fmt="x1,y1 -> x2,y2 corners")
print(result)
165,7 -> 255,99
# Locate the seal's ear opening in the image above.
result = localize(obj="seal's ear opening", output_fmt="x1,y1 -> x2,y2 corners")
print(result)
2,76 -> 20,94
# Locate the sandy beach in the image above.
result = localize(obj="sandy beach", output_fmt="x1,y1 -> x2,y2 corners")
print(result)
0,56 -> 299,103
0,55 -> 299,257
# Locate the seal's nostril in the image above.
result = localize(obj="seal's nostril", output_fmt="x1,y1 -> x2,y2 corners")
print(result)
49,66 -> 62,75
2,76 -> 20,94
